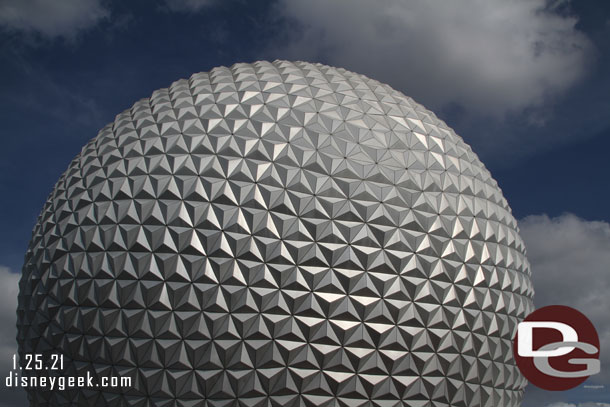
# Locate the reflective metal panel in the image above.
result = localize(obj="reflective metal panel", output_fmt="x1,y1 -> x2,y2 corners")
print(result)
18,61 -> 534,406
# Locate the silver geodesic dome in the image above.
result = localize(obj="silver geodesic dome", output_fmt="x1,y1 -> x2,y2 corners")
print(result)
18,60 -> 534,407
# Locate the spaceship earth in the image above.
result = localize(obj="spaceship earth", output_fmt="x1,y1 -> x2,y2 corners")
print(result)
18,60 -> 534,407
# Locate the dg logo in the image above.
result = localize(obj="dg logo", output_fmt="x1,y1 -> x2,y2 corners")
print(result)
513,305 -> 601,391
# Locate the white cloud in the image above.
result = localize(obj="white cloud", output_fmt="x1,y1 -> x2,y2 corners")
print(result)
0,266 -> 27,406
0,266 -> 19,352
273,0 -> 593,118
0,0 -> 108,39
519,214 -> 610,384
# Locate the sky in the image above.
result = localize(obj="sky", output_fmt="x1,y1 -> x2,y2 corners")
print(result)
0,0 -> 609,406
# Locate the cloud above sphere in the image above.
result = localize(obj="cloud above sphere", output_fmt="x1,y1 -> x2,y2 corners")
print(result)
272,0 -> 594,118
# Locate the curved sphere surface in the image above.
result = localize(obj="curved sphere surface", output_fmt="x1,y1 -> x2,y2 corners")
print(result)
18,60 -> 534,407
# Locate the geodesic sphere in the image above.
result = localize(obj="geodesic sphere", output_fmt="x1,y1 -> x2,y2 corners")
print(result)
18,60 -> 534,407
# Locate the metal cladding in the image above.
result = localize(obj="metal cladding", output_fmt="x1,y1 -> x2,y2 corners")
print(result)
18,60 -> 534,407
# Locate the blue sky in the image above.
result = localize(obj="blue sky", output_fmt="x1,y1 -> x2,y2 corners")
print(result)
0,0 -> 609,406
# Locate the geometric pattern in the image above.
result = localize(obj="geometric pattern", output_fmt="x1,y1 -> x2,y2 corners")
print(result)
17,60 -> 534,407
